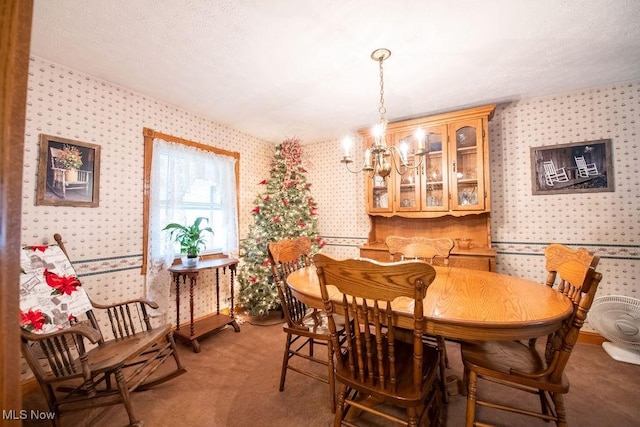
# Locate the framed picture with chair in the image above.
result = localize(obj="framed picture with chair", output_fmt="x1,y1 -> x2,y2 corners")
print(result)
36,134 -> 101,207
530,139 -> 614,195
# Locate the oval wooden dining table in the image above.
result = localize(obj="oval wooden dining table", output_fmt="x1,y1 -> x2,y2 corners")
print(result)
286,264 -> 574,341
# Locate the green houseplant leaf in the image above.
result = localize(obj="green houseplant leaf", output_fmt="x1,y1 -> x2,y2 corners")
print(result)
163,217 -> 214,257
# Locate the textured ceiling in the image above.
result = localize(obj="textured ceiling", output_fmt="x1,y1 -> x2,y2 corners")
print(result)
30,0 -> 640,143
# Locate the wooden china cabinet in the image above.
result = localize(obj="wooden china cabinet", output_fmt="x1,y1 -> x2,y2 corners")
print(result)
359,105 -> 497,271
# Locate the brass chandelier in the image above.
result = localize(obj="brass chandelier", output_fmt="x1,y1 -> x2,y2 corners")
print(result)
341,48 -> 427,178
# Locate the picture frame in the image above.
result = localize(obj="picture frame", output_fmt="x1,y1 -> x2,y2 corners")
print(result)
36,134 -> 101,207
530,139 -> 613,195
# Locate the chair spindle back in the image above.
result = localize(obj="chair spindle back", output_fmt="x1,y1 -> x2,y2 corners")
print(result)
386,235 -> 455,265
543,243 -> 601,382
54,233 -> 155,342
268,237 -> 312,329
313,254 -> 437,393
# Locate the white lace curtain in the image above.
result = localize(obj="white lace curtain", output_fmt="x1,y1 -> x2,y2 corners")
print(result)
145,138 -> 238,318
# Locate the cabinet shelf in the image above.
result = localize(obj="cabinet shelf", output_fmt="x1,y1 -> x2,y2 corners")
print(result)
457,146 -> 477,153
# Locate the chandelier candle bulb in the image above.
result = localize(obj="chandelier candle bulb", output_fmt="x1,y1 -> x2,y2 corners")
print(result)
373,122 -> 386,148
342,136 -> 352,158
400,142 -> 408,166
416,128 -> 426,154
364,148 -> 372,168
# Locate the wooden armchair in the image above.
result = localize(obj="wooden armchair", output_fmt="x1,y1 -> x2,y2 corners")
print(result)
19,234 -> 186,426
268,237 -> 337,412
314,254 -> 442,426
461,243 -> 602,426
385,235 -> 455,402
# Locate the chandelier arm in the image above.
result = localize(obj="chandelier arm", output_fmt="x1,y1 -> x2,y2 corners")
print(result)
386,146 -> 427,174
341,157 -> 374,174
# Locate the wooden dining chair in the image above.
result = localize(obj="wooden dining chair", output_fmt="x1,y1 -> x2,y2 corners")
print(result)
461,243 -> 602,427
385,235 -> 455,266
267,237 -> 337,413
313,253 -> 442,427
385,235 -> 455,402
19,234 -> 186,426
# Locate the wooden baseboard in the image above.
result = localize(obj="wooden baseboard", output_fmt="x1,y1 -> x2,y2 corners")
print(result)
577,331 -> 606,345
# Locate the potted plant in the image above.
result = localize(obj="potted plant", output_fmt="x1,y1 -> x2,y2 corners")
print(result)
58,144 -> 83,183
163,217 -> 214,267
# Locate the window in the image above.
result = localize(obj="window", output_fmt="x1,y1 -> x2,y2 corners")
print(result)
142,128 -> 239,275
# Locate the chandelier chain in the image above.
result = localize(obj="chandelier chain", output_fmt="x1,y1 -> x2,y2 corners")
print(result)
378,56 -> 386,119
340,48 -> 426,177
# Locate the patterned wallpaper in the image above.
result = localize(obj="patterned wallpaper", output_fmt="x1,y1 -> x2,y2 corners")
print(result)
307,82 -> 640,332
488,84 -> 640,300
304,140 -> 370,258
21,56 -> 272,348
20,55 -> 639,370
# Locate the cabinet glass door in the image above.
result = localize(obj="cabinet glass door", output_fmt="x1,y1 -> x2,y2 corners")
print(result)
369,173 -> 393,212
394,132 -> 421,212
421,126 -> 448,211
450,120 -> 485,210
365,137 -> 394,213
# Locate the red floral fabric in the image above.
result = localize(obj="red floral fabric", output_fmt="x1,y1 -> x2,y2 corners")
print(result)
19,245 -> 92,334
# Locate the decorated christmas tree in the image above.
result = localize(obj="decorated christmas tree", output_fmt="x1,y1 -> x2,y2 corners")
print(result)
237,139 -> 325,316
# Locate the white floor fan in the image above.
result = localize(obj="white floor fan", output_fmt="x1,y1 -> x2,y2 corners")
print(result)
588,295 -> 640,365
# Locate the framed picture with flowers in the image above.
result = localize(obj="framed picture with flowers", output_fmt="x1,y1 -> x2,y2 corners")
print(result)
36,134 -> 101,207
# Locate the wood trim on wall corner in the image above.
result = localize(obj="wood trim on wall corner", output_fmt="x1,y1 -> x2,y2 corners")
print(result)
1,0 -> 34,419
20,377 -> 40,396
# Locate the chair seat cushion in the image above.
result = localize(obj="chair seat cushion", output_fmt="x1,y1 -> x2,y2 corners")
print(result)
335,335 -> 440,406
461,340 -> 569,393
